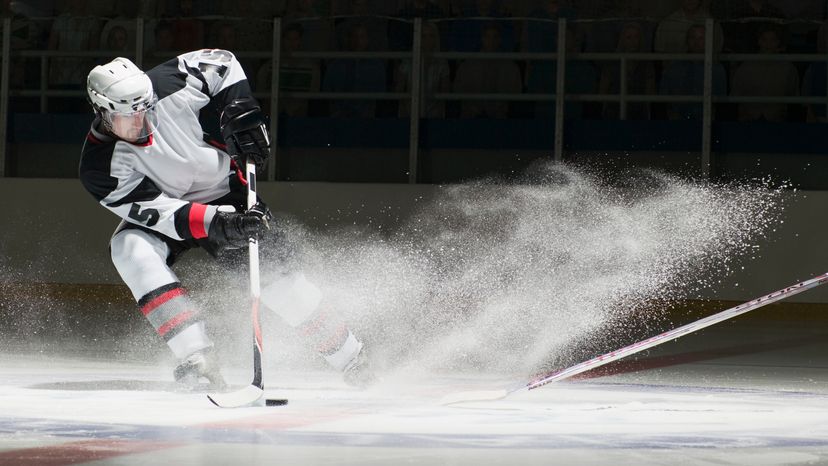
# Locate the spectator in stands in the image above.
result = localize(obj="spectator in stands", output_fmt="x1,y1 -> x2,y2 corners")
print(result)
99,0 -> 139,53
322,23 -> 386,118
143,20 -> 176,69
659,24 -> 727,120
393,21 -> 450,118
210,23 -> 245,71
526,26 -> 596,119
712,0 -> 785,53
449,0 -> 516,52
654,0 -> 723,54
522,0 -> 576,53
1,0 -> 43,92
586,1 -> 654,53
256,23 -> 321,117
335,0 -> 389,51
731,25 -> 799,122
104,25 -> 130,52
1,3 -> 32,111
285,0 -> 334,51
47,0 -> 101,89
599,22 -> 656,120
165,0 -> 206,51
2,0 -> 42,48
802,23 -> 828,122
388,0 -> 446,52
216,0 -> 276,53
453,22 -> 522,118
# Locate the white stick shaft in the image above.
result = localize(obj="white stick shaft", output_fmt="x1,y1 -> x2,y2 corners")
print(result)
207,162 -> 268,407
246,162 -> 264,390
246,163 -> 260,299
520,272 -> 828,393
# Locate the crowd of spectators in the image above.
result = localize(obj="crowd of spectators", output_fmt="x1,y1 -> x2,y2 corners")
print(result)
3,0 -> 828,122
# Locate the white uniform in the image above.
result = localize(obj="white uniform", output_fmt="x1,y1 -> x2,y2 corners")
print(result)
80,50 -> 363,370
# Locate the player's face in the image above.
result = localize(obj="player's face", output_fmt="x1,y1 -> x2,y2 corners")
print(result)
111,112 -> 146,142
107,100 -> 158,143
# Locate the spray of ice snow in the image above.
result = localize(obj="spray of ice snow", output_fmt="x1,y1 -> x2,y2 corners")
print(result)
0,162 -> 785,385
249,163 -> 786,377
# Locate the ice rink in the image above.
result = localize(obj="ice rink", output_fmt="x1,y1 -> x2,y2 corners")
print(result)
2,168 -> 826,464
1,306 -> 826,466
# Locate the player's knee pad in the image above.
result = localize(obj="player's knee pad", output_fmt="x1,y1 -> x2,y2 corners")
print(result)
111,228 -> 177,300
260,271 -> 323,327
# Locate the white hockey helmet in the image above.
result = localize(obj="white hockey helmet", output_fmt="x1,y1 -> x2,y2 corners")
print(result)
87,57 -> 158,141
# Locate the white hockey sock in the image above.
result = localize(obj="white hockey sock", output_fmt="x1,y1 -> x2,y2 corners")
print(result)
261,271 -> 362,371
322,330 -> 363,372
167,321 -> 213,360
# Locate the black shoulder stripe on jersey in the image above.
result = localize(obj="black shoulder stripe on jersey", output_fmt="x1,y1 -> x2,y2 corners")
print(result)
79,135 -> 118,202
106,177 -> 163,208
147,57 -> 187,100
184,64 -> 210,95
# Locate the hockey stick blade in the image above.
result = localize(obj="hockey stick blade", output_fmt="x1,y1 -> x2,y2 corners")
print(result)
441,272 -> 828,406
208,384 -> 264,408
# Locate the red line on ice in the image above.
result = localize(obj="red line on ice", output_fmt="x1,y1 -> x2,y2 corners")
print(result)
0,439 -> 179,466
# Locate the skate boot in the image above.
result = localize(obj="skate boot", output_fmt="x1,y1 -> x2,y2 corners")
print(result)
342,345 -> 377,389
173,349 -> 227,391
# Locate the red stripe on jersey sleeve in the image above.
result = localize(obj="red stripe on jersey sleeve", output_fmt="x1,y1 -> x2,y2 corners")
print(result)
188,203 -> 209,239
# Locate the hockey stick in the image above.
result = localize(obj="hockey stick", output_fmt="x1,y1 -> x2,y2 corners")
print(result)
441,272 -> 828,405
208,162 -> 287,408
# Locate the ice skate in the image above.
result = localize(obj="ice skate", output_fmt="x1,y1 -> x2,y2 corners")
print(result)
173,349 -> 227,391
342,345 -> 377,388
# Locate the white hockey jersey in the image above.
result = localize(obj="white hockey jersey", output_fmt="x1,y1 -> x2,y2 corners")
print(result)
80,49 -> 253,242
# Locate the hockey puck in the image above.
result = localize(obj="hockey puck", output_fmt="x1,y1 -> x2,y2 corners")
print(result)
265,398 -> 288,406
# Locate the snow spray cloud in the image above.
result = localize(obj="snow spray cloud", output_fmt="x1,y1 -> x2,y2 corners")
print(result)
270,163 -> 785,375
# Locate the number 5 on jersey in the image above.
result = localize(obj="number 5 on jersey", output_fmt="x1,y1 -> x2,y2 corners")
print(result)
129,204 -> 160,227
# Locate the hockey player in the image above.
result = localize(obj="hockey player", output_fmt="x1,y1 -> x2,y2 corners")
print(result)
79,50 -> 372,389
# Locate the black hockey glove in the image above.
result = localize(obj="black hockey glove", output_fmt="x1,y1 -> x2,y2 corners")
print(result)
220,98 -> 270,168
207,203 -> 272,251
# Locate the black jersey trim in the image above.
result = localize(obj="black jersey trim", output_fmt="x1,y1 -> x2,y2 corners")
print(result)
147,58 -> 187,100
79,133 -> 119,202
173,203 -> 195,239
185,64 -> 210,94
106,176 -> 163,208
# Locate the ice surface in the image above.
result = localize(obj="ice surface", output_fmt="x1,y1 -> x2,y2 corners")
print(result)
1,329 -> 827,466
